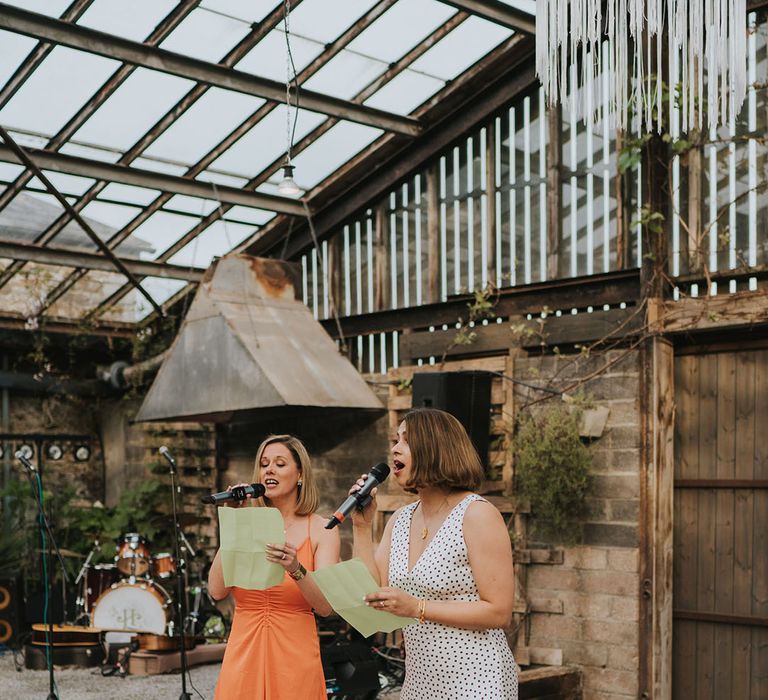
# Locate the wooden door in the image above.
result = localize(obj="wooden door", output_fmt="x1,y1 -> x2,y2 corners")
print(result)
673,349 -> 768,699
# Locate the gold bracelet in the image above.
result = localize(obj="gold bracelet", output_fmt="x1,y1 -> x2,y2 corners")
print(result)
417,599 -> 427,624
288,563 -> 306,581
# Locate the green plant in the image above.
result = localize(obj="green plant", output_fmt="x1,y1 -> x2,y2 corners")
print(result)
513,403 -> 593,541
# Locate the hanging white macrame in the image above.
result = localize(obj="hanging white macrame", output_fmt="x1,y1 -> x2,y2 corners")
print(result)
536,0 -> 748,133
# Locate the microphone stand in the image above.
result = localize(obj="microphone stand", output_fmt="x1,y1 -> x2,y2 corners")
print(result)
16,452 -> 69,700
159,447 -> 192,700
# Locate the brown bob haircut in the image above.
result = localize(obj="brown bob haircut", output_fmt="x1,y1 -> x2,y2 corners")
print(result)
401,408 -> 484,492
249,434 -> 319,516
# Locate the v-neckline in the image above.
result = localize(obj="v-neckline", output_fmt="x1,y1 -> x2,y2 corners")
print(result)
405,496 -> 467,575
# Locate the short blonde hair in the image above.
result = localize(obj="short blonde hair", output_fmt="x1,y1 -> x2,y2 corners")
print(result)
402,408 -> 484,492
250,434 -> 319,516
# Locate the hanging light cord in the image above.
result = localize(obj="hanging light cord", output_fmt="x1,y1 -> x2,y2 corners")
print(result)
283,0 -> 300,165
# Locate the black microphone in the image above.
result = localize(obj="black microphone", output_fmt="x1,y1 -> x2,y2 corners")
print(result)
325,463 -> 390,530
15,450 -> 37,472
158,445 -> 176,469
201,483 -> 266,505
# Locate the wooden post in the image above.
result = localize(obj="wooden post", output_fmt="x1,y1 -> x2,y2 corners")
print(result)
686,135 -> 702,274
426,163 -> 440,303
639,337 -> 675,700
486,120 -> 498,286
614,129 -> 630,270
374,201 -> 388,311
546,104 -> 562,280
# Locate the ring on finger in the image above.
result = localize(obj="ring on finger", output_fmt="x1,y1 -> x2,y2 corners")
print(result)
281,551 -> 286,560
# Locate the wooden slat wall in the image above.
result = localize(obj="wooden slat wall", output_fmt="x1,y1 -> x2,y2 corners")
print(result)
673,349 -> 768,699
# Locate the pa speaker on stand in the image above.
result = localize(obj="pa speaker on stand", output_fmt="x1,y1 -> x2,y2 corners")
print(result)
0,576 -> 24,649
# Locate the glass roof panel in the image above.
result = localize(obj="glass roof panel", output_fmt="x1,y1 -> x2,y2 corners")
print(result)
195,170 -> 249,188
46,269 -> 123,320
234,28 -> 323,82
166,220 -> 256,268
77,0 -> 179,42
346,0 -> 456,64
288,122 -> 382,190
226,206 -> 275,226
113,211 -> 199,260
199,0 -> 276,25
364,70 -> 444,115
58,141 -> 121,164
0,47 -> 121,136
163,195 -> 220,216
210,105 -> 326,178
131,157 -> 188,177
143,88 -> 265,165
159,7 -> 251,62
78,201 -> 144,236
72,68 -> 197,152
100,277 -> 189,323
0,261 -> 78,319
98,183 -> 162,205
0,29 -> 37,89
288,0 -> 381,44
302,50 -> 385,100
408,17 -> 513,81
0,162 -> 25,181
27,171 -> 96,197
4,1 -> 72,17
0,191 -> 64,242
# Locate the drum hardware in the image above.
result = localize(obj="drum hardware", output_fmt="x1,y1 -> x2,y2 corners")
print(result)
115,533 -> 152,577
90,579 -> 173,635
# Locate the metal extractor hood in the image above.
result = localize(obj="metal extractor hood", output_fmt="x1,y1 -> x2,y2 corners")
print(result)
135,254 -> 383,423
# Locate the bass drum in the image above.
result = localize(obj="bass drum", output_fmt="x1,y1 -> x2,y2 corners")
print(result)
91,580 -> 172,635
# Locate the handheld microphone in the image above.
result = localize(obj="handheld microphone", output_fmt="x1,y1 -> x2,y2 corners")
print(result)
158,445 -> 176,468
201,483 -> 266,505
15,450 -> 37,472
325,463 -> 390,530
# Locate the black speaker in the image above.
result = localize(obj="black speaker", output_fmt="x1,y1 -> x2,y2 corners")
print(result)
411,371 -> 492,465
0,576 -> 25,648
322,640 -> 380,697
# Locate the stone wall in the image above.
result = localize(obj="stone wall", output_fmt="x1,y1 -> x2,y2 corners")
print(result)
515,349 -> 641,700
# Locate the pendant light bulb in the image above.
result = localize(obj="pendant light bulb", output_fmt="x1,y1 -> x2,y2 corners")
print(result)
278,164 -> 300,196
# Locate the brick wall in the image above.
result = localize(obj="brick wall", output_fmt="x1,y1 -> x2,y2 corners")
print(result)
515,349 -> 641,700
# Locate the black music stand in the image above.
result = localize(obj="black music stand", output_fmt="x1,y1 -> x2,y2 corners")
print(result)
159,447 -> 192,700
16,451 -> 69,700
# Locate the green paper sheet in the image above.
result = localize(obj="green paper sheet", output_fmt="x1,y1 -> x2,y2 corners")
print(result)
311,559 -> 416,637
218,507 -> 285,590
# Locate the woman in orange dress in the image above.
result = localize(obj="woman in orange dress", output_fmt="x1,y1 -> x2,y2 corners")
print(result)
208,434 -> 340,700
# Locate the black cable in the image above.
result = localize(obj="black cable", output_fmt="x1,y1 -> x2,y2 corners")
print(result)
283,0 -> 300,161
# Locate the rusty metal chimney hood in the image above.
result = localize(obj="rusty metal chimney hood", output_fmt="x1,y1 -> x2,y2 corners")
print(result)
135,255 -> 383,423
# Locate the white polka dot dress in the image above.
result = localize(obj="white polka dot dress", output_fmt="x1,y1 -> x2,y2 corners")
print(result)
389,494 -> 518,700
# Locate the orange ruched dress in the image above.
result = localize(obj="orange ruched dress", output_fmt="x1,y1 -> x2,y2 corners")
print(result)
213,526 -> 326,700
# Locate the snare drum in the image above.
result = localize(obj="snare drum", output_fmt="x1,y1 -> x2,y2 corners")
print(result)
152,553 -> 176,579
91,580 -> 172,635
84,563 -> 120,612
115,533 -> 151,577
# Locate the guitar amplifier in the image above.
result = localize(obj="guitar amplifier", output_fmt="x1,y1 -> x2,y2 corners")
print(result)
0,576 -> 24,648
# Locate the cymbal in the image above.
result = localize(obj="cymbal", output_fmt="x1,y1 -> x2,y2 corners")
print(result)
36,548 -> 86,558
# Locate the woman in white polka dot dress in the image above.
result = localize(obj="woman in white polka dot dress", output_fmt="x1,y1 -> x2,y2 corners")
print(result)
350,408 -> 518,699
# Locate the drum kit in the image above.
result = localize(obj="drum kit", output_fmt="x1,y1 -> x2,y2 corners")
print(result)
74,533 -> 185,636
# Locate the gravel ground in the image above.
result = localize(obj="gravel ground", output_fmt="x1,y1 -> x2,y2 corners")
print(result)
0,653 -> 401,699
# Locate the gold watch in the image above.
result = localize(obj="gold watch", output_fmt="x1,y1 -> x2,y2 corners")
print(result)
288,563 -> 307,581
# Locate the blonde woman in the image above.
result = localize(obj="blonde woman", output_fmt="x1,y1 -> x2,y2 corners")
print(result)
209,434 -> 339,700
351,408 -> 517,699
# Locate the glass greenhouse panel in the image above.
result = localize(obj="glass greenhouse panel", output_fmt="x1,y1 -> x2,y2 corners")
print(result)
302,50 -> 385,101
72,68 -> 196,152
235,28 -> 324,83
100,277 -> 188,323
113,210 -> 200,260
77,0 -> 179,42
98,183 -> 162,206
143,88 -> 265,166
289,0 -> 381,44
346,0 -> 455,64
166,219 -> 256,268
364,70 -> 443,116
0,46 -> 120,136
159,6 -> 251,62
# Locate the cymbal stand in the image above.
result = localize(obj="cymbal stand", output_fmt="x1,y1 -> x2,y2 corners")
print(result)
74,540 -> 100,624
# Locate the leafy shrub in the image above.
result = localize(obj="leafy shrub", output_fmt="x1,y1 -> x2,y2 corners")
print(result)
513,404 -> 593,541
